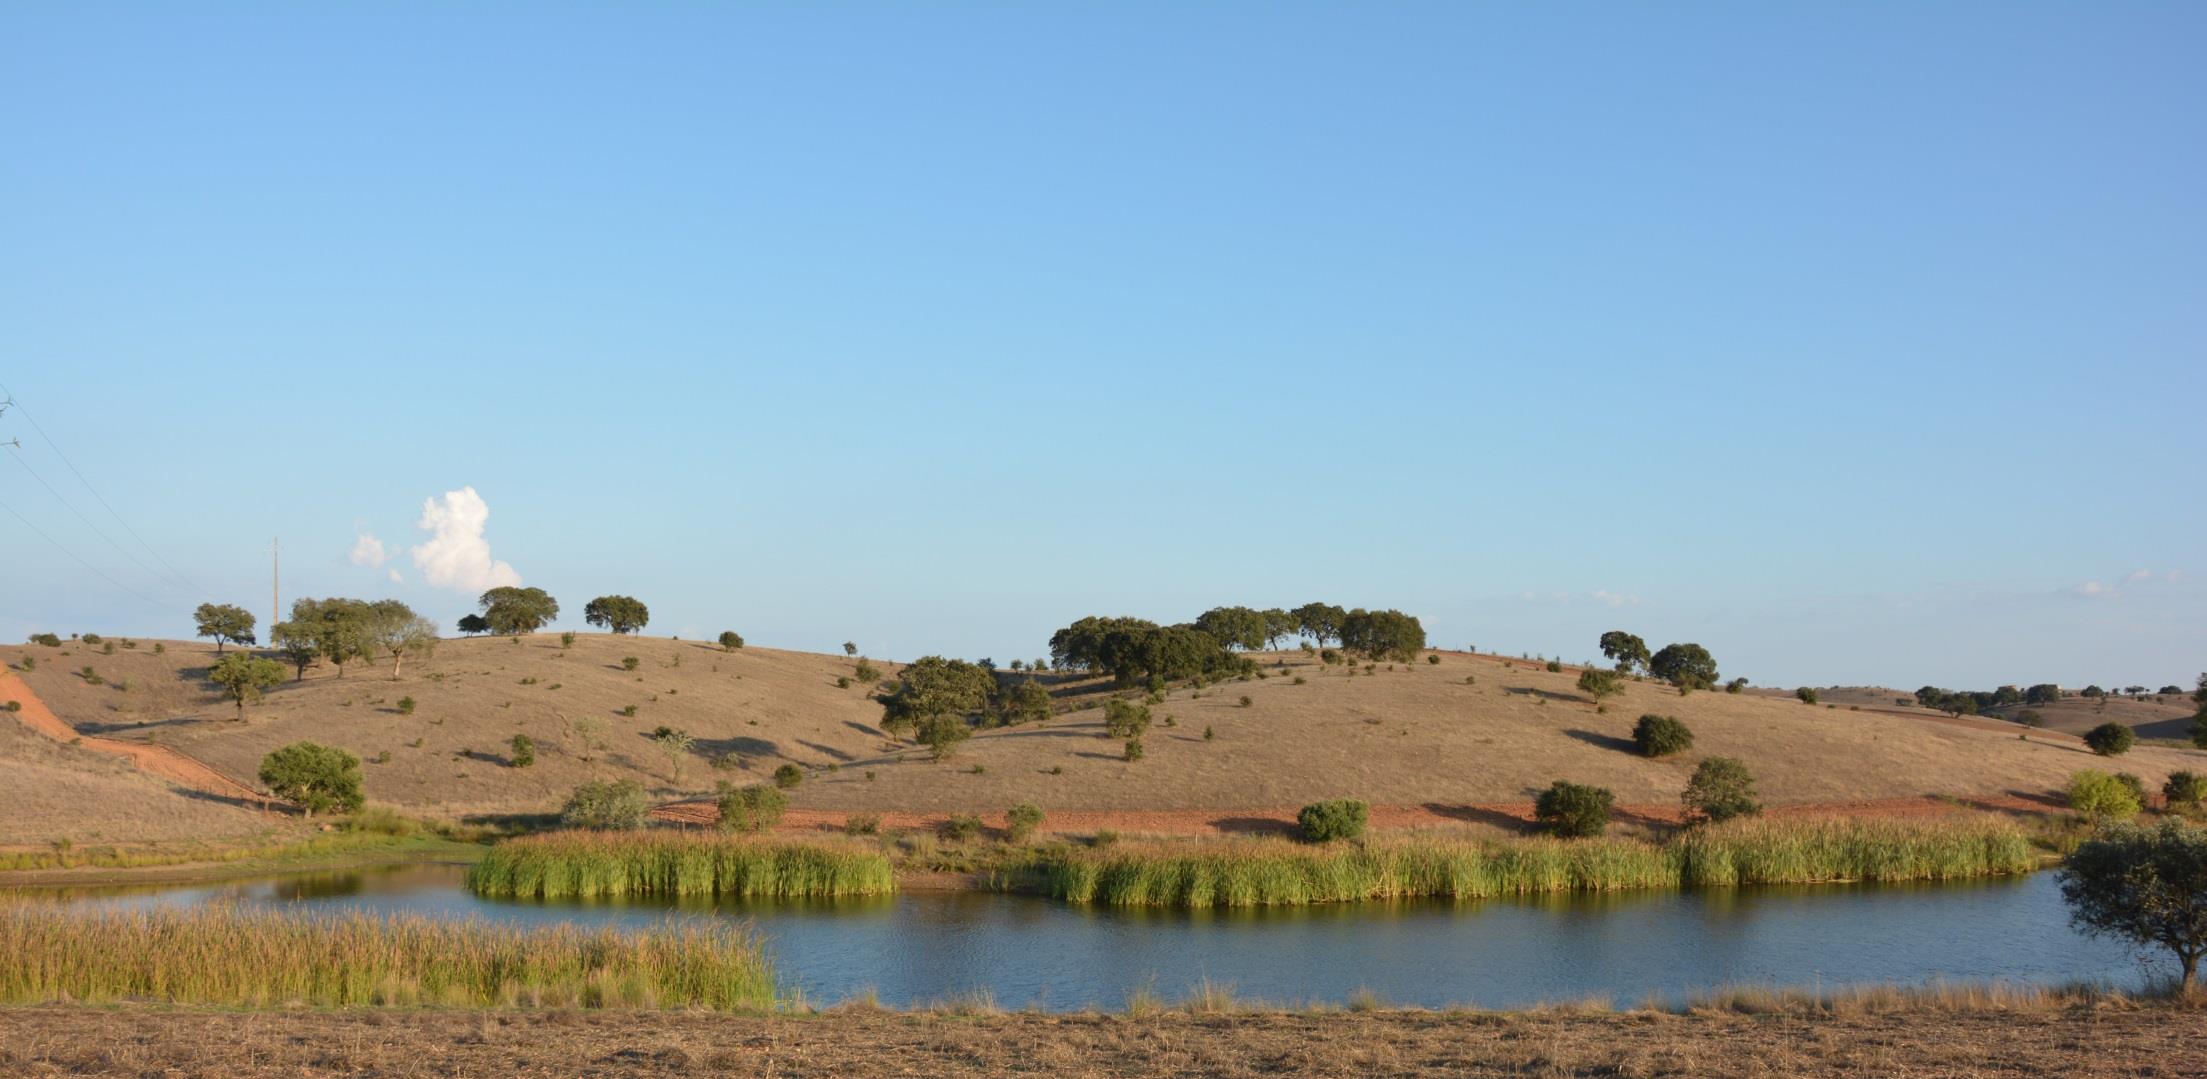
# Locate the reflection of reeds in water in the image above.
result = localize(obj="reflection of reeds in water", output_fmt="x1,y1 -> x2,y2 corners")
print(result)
465,831 -> 896,899
0,904 -> 775,1008
1016,818 -> 2034,906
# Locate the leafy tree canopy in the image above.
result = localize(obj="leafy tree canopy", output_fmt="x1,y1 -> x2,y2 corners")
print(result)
1649,643 -> 1719,690
2059,819 -> 2207,989
456,613 -> 490,635
1598,631 -> 1650,674
1291,603 -> 1347,647
208,652 -> 285,716
584,595 -> 650,635
477,586 -> 559,636
258,741 -> 364,817
1338,608 -> 1425,662
193,603 -> 257,652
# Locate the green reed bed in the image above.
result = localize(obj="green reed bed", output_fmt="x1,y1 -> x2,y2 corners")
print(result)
1015,817 -> 2032,907
1674,816 -> 2035,887
0,904 -> 775,1009
466,832 -> 895,900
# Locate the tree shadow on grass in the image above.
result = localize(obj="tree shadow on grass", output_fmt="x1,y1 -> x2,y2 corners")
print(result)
1562,728 -> 1639,754
1418,803 -> 1535,834
1210,816 -> 1295,836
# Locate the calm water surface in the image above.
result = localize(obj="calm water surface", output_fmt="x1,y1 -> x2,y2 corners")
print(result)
23,864 -> 2159,1010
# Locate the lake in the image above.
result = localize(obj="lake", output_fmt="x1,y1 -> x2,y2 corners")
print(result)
18,863 -> 2159,1010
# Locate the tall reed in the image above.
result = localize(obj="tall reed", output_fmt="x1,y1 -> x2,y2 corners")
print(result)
467,832 -> 895,899
0,904 -> 775,1009
1016,817 -> 2032,907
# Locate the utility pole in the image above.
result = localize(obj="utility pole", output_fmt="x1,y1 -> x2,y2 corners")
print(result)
271,538 -> 280,634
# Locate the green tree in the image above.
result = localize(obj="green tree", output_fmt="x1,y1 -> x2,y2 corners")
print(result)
916,714 -> 972,760
1005,802 -> 1045,842
1796,687 -> 1819,705
584,595 -> 650,635
2059,820 -> 2207,990
288,597 -> 375,679
1682,757 -> 1761,824
1261,608 -> 1299,650
882,656 -> 996,738
1291,603 -> 1347,647
773,763 -> 804,789
2162,771 -> 2206,810
477,586 -> 559,636
1648,643 -> 1719,691
716,782 -> 787,833
207,653 -> 285,718
1598,631 -> 1650,674
1576,667 -> 1622,705
718,630 -> 744,651
269,620 -> 320,682
509,734 -> 535,767
456,613 -> 490,636
2084,722 -> 2135,757
1296,799 -> 1368,842
1337,608 -> 1426,662
1194,606 -> 1271,651
192,603 -> 257,653
1104,698 -> 1152,739
991,680 -> 1052,726
648,726 -> 695,784
2025,683 -> 2062,706
1534,781 -> 1614,838
561,779 -> 649,829
366,600 -> 438,679
1632,714 -> 1694,757
257,741 -> 363,817
2068,770 -> 2142,821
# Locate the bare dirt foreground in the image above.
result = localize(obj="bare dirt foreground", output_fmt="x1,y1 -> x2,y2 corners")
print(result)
3,1005 -> 2203,1078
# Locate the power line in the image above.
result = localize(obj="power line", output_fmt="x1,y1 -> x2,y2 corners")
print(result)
5,446 -> 198,601
0,490 -> 173,611
0,380 -> 212,597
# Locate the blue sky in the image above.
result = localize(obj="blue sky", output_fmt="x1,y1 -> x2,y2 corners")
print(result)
2,3 -> 2201,690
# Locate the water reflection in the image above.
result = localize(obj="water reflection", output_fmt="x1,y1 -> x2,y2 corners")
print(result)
9,866 -> 2155,1011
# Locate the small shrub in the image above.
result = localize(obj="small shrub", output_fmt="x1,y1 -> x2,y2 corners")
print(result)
2161,770 -> 2206,809
152,642 -> 164,655
1320,649 -> 1341,665
854,660 -> 880,682
562,779 -> 651,830
714,782 -> 788,833
773,763 -> 805,789
509,734 -> 535,768
1545,660 -> 1562,673
942,815 -> 983,841
560,631 -> 576,648
1796,687 -> 1819,705
1092,829 -> 1120,848
618,704 -> 637,717
396,696 -> 417,716
29,633 -> 61,647
1203,725 -> 1215,741
373,750 -> 392,764
1005,803 -> 1045,842
80,633 -> 103,645
844,812 -> 882,836
1238,695 -> 1252,708
621,656 -> 640,671
1296,799 -> 1368,843
16,657 -> 31,671
1681,757 -> 1761,824
2015,709 -> 2045,728
1576,667 -> 1621,704
836,676 -> 851,689
1104,699 -> 1152,739
1123,738 -> 1144,762
1463,674 -> 1475,685
1293,675 -> 1307,685
1534,780 -> 1614,838
1632,714 -> 1694,757
2079,722 -> 2135,757
2067,770 -> 2141,821
1427,654 -> 1440,665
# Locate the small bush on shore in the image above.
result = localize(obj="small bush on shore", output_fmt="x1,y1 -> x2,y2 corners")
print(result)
1006,803 -> 1045,842
1296,799 -> 1368,843
1534,781 -> 1614,837
560,779 -> 650,830
1682,757 -> 1760,824
716,782 -> 787,834
2164,771 -> 2206,809
2067,770 -> 2141,821
773,763 -> 805,789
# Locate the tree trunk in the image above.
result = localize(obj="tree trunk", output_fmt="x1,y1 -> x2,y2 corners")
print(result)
391,654 -> 403,680
2183,951 -> 2198,994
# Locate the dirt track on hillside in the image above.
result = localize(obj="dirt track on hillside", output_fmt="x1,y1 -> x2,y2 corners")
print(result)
1,671 -> 281,809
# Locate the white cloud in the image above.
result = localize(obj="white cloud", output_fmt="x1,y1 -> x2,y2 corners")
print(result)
387,568 -> 404,584
408,487 -> 521,593
349,532 -> 389,568
2126,568 -> 2154,583
2075,580 -> 2113,597
1590,590 -> 1642,607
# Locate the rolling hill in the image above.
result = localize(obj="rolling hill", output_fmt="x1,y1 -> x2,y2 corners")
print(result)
8,632 -> 2203,844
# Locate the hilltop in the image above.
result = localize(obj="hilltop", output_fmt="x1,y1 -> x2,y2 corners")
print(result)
7,632 -> 2203,844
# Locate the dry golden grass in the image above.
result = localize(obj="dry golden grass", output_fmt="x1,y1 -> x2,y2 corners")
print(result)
2,999 -> 2203,1077
7,637 -> 2202,829
0,711 -> 292,849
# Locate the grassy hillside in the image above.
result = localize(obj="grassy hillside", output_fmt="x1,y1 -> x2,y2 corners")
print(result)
10,634 -> 2204,827
0,712 -> 291,850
